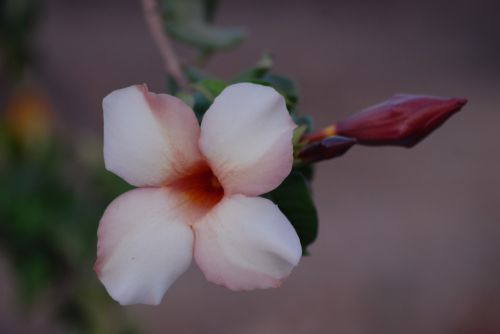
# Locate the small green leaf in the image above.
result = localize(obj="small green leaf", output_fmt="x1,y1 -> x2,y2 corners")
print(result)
232,53 -> 273,82
263,171 -> 318,254
191,79 -> 226,101
191,79 -> 227,121
231,55 -> 299,110
160,0 -> 246,51
168,22 -> 245,50
261,74 -> 299,110
247,74 -> 299,111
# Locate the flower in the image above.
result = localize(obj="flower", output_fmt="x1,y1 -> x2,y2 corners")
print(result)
95,83 -> 302,305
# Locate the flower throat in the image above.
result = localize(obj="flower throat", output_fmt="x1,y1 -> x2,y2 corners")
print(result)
169,161 -> 224,213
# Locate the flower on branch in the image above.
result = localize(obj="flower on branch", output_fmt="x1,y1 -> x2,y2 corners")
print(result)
95,83 -> 302,305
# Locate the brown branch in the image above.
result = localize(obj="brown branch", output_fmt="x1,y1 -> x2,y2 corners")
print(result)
141,0 -> 188,88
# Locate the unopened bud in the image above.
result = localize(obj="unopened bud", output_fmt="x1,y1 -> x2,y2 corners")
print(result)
298,136 -> 356,163
335,94 -> 467,147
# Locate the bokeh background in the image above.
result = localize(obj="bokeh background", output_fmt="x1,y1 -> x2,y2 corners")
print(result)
1,0 -> 499,333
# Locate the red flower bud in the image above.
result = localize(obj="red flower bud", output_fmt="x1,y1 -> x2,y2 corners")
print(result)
298,136 -> 356,163
334,94 -> 467,147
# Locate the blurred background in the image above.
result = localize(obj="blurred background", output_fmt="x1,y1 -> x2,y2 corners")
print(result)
1,0 -> 499,333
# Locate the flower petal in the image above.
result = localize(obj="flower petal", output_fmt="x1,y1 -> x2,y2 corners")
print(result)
199,83 -> 296,196
193,195 -> 302,291
103,84 -> 202,187
95,188 -> 193,305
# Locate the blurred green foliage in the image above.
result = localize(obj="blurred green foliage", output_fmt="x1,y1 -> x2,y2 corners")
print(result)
0,1 -> 131,320
0,0 -> 40,81
0,116 -> 137,333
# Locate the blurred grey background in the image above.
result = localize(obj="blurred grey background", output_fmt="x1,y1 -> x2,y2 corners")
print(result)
1,0 -> 499,333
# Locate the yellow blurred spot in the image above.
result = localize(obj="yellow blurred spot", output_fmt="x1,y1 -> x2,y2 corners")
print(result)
4,87 -> 54,146
323,124 -> 336,137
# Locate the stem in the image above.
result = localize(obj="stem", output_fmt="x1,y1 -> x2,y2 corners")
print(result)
141,0 -> 188,88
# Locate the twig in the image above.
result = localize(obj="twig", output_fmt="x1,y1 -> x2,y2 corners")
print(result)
141,0 -> 188,88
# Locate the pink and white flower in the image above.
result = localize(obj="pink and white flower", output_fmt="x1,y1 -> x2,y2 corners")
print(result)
95,82 -> 302,305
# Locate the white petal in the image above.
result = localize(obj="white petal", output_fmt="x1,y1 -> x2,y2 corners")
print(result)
193,195 -> 302,291
95,188 -> 193,305
199,83 -> 296,196
103,84 -> 202,187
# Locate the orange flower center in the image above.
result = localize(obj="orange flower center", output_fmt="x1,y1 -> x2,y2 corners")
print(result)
169,162 -> 224,215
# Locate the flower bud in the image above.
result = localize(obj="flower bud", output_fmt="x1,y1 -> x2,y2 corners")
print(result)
298,136 -> 356,163
334,94 -> 467,147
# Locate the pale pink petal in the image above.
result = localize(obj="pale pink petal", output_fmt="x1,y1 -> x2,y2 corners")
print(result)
193,195 -> 302,291
199,83 -> 296,196
103,84 -> 202,187
95,188 -> 193,305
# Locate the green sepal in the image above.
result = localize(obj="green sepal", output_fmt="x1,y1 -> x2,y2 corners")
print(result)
293,114 -> 314,132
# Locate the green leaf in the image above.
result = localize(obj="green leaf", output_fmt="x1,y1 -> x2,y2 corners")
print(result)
263,171 -> 318,254
191,79 -> 226,101
261,74 -> 299,110
293,164 -> 315,182
191,79 -> 227,120
160,0 -> 246,51
231,54 -> 300,110
232,53 -> 273,82
246,74 -> 299,111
